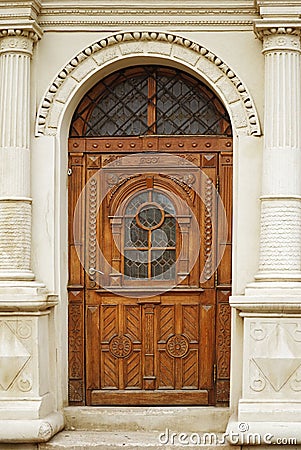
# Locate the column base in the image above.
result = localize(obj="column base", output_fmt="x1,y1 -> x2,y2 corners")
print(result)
0,411 -> 64,443
0,270 -> 35,281
241,279 -> 301,302
254,271 -> 301,282
226,414 -> 301,445
0,282 -> 61,443
0,280 -> 57,311
231,293 -> 301,313
230,292 -> 301,445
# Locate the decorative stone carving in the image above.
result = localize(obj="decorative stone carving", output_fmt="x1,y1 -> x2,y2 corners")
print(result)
17,374 -> 33,392
16,320 -> 32,340
0,29 -> 41,55
39,6 -> 255,30
245,320 -> 301,396
290,369 -> 301,392
255,27 -> 301,52
250,322 -> 267,341
249,360 -> 266,392
38,422 -> 53,440
0,322 -> 30,391
35,31 -> 261,137
254,355 -> 301,392
258,200 -> 301,273
0,201 -> 32,272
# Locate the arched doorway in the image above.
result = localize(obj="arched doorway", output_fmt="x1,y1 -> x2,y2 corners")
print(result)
68,66 -> 232,406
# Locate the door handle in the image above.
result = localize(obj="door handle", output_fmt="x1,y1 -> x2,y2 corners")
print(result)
89,267 -> 104,275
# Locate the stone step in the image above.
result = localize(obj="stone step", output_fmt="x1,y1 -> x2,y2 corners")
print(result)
64,406 -> 230,433
39,430 -> 233,449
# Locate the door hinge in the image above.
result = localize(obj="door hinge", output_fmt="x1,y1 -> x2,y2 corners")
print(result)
68,168 -> 72,176
213,364 -> 217,384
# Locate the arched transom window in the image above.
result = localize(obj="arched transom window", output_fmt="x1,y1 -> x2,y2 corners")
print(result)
70,66 -> 232,137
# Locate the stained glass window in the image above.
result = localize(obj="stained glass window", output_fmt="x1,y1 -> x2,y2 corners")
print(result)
123,190 -> 176,280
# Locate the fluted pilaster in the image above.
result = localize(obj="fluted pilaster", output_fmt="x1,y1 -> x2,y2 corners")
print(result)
254,27 -> 301,281
0,29 -> 40,280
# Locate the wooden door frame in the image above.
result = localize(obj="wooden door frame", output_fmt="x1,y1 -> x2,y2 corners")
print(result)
67,135 -> 232,406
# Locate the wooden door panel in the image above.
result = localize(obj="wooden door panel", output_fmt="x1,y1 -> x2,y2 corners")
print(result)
216,289 -> 231,403
86,291 -> 213,404
68,137 -> 233,406
217,153 -> 233,287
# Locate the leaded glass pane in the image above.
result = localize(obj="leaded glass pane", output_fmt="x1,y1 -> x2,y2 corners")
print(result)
86,75 -> 149,136
151,250 -> 176,279
152,192 -> 175,214
125,192 -> 148,215
70,66 -> 232,137
125,218 -> 148,248
123,190 -> 177,281
152,217 -> 176,247
124,250 -> 148,278
137,205 -> 163,229
156,75 -> 224,135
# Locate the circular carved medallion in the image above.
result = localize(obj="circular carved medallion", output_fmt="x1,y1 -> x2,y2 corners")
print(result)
166,334 -> 189,358
109,335 -> 132,358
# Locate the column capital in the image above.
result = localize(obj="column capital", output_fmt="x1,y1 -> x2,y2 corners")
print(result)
254,20 -> 301,52
0,22 -> 42,56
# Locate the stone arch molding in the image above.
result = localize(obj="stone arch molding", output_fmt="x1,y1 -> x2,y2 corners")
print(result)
35,31 -> 261,137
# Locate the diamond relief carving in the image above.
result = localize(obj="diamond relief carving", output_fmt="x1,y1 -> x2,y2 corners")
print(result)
0,323 -> 30,391
251,324 -> 301,393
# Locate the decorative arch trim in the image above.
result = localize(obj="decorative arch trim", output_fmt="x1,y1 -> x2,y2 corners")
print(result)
35,31 -> 261,137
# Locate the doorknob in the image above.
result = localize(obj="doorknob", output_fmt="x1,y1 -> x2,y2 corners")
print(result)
89,267 -> 104,275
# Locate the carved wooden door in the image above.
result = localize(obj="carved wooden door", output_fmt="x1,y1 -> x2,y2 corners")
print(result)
67,66 -> 232,406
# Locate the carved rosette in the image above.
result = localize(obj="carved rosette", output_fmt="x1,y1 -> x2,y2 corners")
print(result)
109,335 -> 133,358
166,334 -> 189,358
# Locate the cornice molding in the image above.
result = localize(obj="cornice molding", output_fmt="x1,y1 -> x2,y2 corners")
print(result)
35,30 -> 261,137
38,5 -> 258,30
0,1 -> 42,22
38,20 -> 255,31
40,8 -> 257,16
